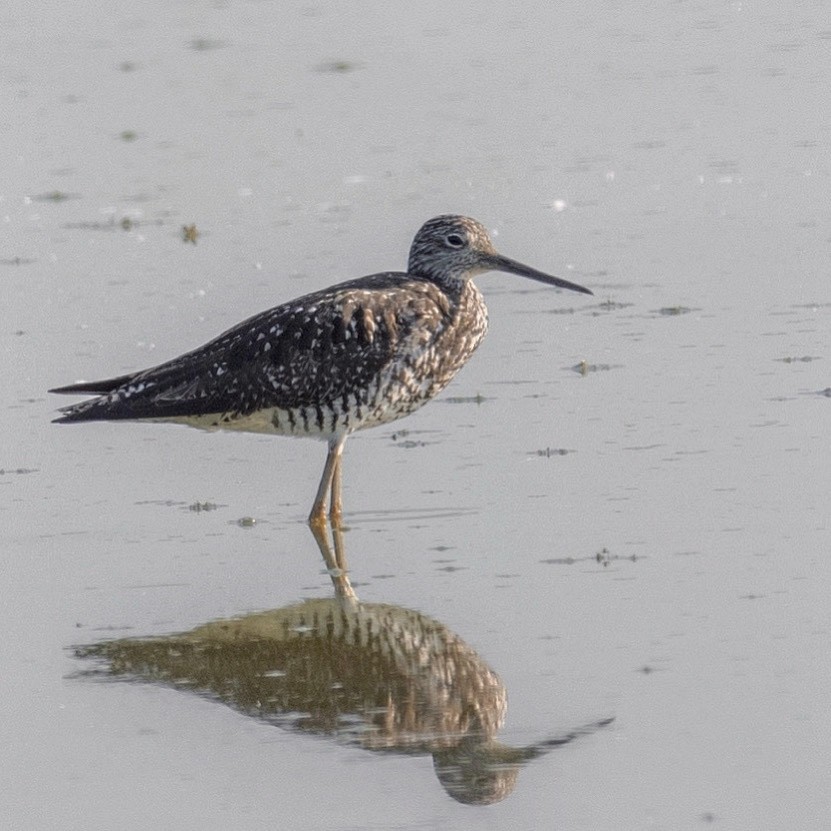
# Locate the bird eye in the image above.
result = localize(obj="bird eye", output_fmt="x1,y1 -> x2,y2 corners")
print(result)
444,233 -> 465,249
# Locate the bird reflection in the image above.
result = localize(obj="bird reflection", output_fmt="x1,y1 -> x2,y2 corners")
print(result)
76,525 -> 612,805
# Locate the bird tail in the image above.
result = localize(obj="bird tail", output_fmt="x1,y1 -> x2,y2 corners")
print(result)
49,370 -> 221,424
52,399 -> 110,423
49,373 -> 145,423
49,373 -> 139,396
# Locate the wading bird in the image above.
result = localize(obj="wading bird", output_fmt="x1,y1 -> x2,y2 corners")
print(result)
51,215 -> 592,525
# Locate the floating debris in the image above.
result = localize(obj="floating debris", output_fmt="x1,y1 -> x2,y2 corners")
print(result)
190,38 -> 226,51
776,355 -> 820,363
181,224 -> 200,244
315,59 -> 364,73
533,447 -> 572,458
29,190 -> 81,203
595,299 -> 633,312
540,547 -> 639,567
0,257 -> 36,266
393,439 -> 430,449
572,360 -> 617,376
441,393 -> 486,405
63,216 -> 164,232
533,306 -> 578,315
656,305 -> 694,316
188,501 -> 219,513
135,498 -> 187,508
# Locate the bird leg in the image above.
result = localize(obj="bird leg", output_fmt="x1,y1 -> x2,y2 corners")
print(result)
308,517 -> 356,603
329,451 -> 343,526
309,435 -> 346,527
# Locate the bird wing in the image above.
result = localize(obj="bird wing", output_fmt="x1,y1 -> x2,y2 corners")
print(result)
52,273 -> 454,423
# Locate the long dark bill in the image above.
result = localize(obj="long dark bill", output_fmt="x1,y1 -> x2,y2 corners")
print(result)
488,253 -> 593,296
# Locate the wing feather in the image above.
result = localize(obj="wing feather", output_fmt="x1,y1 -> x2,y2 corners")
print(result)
52,273 -> 453,424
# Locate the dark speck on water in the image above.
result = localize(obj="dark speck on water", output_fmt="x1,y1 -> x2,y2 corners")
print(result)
63,216 -> 164,232
190,38 -> 226,51
30,191 -> 81,202
540,548 -> 639,567
533,447 -> 572,458
188,501 -> 219,513
441,393 -> 486,404
573,360 -> 618,376
316,59 -> 363,73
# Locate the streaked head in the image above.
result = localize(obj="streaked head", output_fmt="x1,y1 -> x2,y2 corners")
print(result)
408,215 -> 593,295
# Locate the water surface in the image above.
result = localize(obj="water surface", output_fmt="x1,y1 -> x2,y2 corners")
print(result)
4,2 -> 830,829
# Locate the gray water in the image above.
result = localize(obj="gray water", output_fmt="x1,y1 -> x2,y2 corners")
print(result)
4,2 -> 830,829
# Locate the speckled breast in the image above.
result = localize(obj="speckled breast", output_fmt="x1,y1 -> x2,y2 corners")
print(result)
185,278 -> 489,439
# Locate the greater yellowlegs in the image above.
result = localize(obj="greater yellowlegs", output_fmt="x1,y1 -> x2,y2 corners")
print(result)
51,215 -> 592,524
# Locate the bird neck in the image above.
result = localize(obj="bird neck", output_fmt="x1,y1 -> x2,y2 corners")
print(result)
413,267 -> 472,294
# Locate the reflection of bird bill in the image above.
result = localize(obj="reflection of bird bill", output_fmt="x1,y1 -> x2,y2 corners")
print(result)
434,718 -> 615,805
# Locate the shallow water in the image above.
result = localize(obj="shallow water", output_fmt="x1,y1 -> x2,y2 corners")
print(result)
4,1 -> 830,829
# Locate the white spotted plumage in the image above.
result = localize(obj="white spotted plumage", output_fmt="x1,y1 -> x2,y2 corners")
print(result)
51,215 -> 592,524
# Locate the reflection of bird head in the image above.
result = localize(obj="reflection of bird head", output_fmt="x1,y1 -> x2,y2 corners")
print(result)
432,740 -> 534,805
434,715 -> 618,805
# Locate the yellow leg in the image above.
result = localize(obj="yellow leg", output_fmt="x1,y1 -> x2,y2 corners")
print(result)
309,435 -> 346,527
308,516 -> 356,602
329,452 -> 343,526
